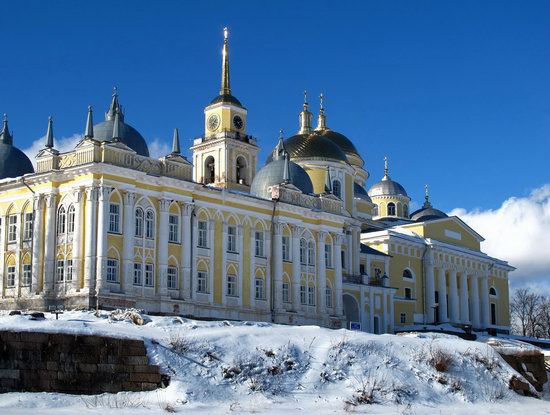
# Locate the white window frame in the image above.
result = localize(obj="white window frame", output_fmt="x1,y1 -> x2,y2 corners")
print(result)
198,220 -> 208,248
326,287 -> 333,308
307,241 -> 315,266
168,214 -> 179,243
106,258 -> 118,283
67,205 -> 75,234
405,287 -> 412,299
22,264 -> 31,286
133,263 -> 143,285
56,260 -> 65,282
23,212 -> 33,240
400,313 -> 406,324
282,282 -> 290,303
197,270 -> 208,293
66,259 -> 73,282
300,239 -> 307,265
109,203 -> 120,233
388,202 -> 396,216
135,208 -> 144,237
325,244 -> 333,268
332,179 -> 341,198
7,266 -> 15,287
255,278 -> 265,300
227,274 -> 237,297
300,285 -> 306,304
282,236 -> 290,261
144,263 -> 154,286
8,215 -> 17,242
227,225 -> 237,253
308,285 -> 315,306
145,210 -> 155,239
167,266 -> 178,289
255,231 -> 264,257
57,207 -> 66,235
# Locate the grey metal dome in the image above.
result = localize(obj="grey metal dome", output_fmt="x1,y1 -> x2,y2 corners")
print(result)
251,158 -> 313,200
368,175 -> 408,197
410,206 -> 448,222
92,91 -> 150,157
354,182 -> 372,202
266,133 -> 347,163
209,93 -> 243,107
0,118 -> 34,180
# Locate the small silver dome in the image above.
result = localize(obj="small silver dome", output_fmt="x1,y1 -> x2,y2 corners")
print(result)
368,175 -> 408,197
251,158 -> 313,200
354,182 -> 372,202
410,206 -> 448,222
93,119 -> 149,157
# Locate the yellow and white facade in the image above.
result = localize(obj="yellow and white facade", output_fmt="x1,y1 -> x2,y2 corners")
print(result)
0,29 -> 513,334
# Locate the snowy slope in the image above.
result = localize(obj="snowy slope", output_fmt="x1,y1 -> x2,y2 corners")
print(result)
0,310 -> 548,415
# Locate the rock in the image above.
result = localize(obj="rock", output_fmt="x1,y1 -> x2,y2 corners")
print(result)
28,312 -> 45,320
9,310 -> 21,316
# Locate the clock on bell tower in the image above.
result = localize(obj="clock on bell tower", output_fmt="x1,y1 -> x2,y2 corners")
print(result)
191,27 -> 258,191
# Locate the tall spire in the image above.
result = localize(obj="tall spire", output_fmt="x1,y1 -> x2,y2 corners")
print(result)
298,90 -> 313,134
220,27 -> 231,96
424,184 -> 432,208
172,128 -> 181,155
112,108 -> 121,141
45,116 -> 54,149
324,166 -> 332,193
315,93 -> 327,131
274,128 -> 287,160
84,105 -> 94,139
0,114 -> 13,145
383,156 -> 389,179
106,86 -> 124,122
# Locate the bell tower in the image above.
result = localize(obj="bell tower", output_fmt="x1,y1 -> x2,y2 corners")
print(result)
191,27 -> 259,191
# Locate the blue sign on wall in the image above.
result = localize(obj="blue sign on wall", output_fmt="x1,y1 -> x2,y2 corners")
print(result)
349,322 -> 361,331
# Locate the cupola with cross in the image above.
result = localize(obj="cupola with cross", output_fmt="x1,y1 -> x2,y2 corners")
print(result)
191,27 -> 259,191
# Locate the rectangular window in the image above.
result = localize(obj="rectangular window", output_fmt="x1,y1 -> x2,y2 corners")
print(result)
106,258 -> 118,283
325,244 -> 333,268
56,260 -> 65,282
23,213 -> 33,240
169,214 -> 179,243
67,207 -> 75,234
300,241 -> 306,265
326,287 -> 333,308
341,250 -> 346,269
133,263 -> 142,285
145,264 -> 154,287
307,243 -> 315,266
308,286 -> 315,306
7,266 -> 15,287
227,275 -> 237,297
167,266 -> 178,289
282,236 -> 290,261
22,264 -> 32,286
66,259 -> 73,282
8,215 -> 17,242
197,271 -> 208,293
198,220 -> 208,248
360,264 -> 365,275
405,287 -> 412,299
400,313 -> 407,324
227,225 -> 237,253
109,203 -> 120,233
255,231 -> 264,257
282,282 -> 290,303
255,278 -> 265,300
300,285 -> 306,305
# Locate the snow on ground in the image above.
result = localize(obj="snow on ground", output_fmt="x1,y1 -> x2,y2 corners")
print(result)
0,310 -> 549,415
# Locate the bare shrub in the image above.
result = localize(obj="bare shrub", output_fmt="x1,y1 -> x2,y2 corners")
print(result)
482,381 -> 511,402
81,394 -> 148,409
167,331 -> 192,354
428,346 -> 453,372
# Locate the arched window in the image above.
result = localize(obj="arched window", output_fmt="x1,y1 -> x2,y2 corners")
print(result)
373,204 -> 379,216
489,287 -> 497,296
307,240 -> 315,266
135,208 -> 144,237
67,205 -> 75,234
387,202 -> 396,216
332,180 -> 341,198
236,156 -> 247,185
300,238 -> 307,265
57,206 -> 66,235
403,269 -> 413,279
145,210 -> 155,239
403,204 -> 409,218
204,156 -> 215,184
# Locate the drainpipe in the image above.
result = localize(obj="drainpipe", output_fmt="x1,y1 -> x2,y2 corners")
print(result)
269,198 -> 279,320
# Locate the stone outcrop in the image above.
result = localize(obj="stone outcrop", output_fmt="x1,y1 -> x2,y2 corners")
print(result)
0,330 -> 167,394
498,350 -> 548,393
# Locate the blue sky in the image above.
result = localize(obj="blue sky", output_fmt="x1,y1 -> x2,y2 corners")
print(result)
2,0 -> 549,212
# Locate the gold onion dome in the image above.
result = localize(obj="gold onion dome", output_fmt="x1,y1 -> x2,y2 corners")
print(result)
315,94 -> 364,167
367,157 -> 408,197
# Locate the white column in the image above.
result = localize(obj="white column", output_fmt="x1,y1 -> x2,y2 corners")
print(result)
190,214 -> 198,299
389,292 -> 395,333
249,226 -> 256,308
459,271 -> 470,324
480,272 -> 490,329
158,198 -> 170,297
221,220 -> 228,306
265,228 -> 272,309
353,227 -> 360,276
383,257 -> 390,287
208,218 -> 215,304
437,266 -> 448,323
95,186 -> 111,293
291,225 -> 302,311
31,195 -> 44,294
43,193 -> 57,295
346,228 -> 353,275
317,231 -> 327,313
424,247 -> 436,323
334,234 -> 344,316
272,222 -> 283,311
448,268 -> 459,323
122,191 -> 136,293
180,203 -> 193,300
0,214 -> 4,296
83,186 -> 98,292
470,274 -> 480,328
71,188 -> 83,292
237,223 -> 244,307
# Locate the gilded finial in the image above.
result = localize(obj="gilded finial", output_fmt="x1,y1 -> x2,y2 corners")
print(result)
319,93 -> 324,113
303,90 -> 308,110
315,93 -> 327,131
220,27 -> 231,95
298,91 -> 313,134
224,27 -> 228,40
384,156 -> 389,176
424,184 -> 432,207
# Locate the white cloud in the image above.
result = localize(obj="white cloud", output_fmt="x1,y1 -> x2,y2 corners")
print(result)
449,185 -> 550,288
148,138 -> 171,159
23,134 -> 83,167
